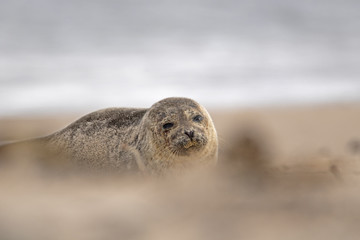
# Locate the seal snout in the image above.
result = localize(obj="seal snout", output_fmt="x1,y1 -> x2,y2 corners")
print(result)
181,129 -> 205,150
184,130 -> 195,141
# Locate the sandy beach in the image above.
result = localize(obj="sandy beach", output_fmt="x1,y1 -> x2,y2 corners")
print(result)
1,0 -> 359,238
1,103 -> 360,239
2,103 -> 360,170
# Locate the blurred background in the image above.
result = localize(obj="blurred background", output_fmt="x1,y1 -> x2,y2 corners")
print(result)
2,1 -> 360,240
0,0 -> 359,116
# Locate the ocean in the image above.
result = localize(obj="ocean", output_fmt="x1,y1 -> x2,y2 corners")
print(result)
0,0 -> 359,116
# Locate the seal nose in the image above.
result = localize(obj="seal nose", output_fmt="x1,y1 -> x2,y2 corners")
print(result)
184,130 -> 195,140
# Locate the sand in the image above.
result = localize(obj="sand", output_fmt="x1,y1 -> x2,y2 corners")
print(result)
1,103 -> 360,240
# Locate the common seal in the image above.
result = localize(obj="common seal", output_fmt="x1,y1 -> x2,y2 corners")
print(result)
0,97 -> 218,175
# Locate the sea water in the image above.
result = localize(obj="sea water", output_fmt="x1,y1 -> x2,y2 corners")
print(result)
0,0 -> 359,116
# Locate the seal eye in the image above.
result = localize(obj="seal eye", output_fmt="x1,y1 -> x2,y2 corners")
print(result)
163,123 -> 174,130
193,115 -> 203,123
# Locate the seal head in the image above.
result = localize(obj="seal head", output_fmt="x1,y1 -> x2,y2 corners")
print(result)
138,97 -> 218,173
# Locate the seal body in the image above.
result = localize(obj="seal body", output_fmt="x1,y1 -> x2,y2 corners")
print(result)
13,97 -> 218,174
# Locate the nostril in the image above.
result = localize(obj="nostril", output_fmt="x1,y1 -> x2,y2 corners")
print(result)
185,130 -> 195,140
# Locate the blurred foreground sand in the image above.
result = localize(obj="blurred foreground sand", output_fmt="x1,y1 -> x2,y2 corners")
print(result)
1,103 -> 360,240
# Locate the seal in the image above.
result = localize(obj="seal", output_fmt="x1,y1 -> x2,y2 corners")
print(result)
1,97 -> 218,175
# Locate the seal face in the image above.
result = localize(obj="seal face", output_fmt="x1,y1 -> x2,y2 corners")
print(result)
138,98 -> 218,174
0,97 -> 218,175
147,98 -> 210,156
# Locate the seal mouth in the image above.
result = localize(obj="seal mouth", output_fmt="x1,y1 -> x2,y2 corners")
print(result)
172,138 -> 203,156
183,140 -> 196,149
